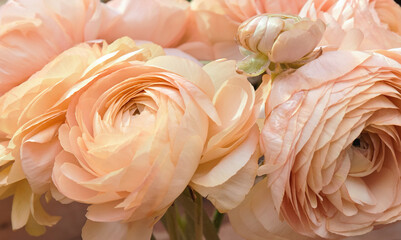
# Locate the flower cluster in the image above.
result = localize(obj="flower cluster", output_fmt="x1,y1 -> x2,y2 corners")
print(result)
1,0 -> 401,240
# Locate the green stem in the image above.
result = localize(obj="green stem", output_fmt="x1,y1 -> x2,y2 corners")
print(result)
161,204 -> 180,240
212,210 -> 224,233
194,192 -> 203,240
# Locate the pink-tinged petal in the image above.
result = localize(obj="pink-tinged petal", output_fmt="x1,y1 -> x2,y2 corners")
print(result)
52,151 -> 97,202
212,41 -> 243,60
359,167 -> 398,214
192,129 -> 259,212
103,0 -> 189,47
300,0 -> 401,50
163,47 -> 201,64
267,51 -> 370,112
338,28 -> 364,50
177,41 -> 215,60
229,179 -> 309,240
202,60 -> 241,92
20,121 -> 63,194
0,0 -> 114,96
86,201 -> 133,222
192,125 -> 259,187
145,55 -> 215,99
156,135 -> 204,210
270,19 -> 325,63
344,176 -> 376,205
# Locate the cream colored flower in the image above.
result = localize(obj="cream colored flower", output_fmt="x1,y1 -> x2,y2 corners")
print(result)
237,14 -> 324,63
235,14 -> 325,76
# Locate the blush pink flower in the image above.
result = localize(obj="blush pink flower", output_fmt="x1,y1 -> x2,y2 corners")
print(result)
300,0 -> 401,50
180,0 -> 308,60
229,49 -> 401,238
0,0 -> 114,96
101,0 -> 190,48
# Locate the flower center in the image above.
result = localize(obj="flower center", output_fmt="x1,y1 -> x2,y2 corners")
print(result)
352,134 -> 369,151
348,133 -> 374,177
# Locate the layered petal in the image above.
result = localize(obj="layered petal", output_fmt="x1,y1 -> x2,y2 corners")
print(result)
231,49 -> 401,238
300,0 -> 401,50
102,0 -> 190,48
0,0 -> 114,95
189,60 -> 263,212
0,37 -> 164,234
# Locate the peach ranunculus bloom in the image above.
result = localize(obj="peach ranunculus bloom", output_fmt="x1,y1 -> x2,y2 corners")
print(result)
0,0 -> 191,97
0,37 -> 193,237
51,40 -> 220,239
0,0 -> 110,233
229,49 -> 401,239
50,39 -> 262,238
179,0 -> 308,60
300,0 -> 401,50
0,35 -> 261,239
0,38 -> 164,235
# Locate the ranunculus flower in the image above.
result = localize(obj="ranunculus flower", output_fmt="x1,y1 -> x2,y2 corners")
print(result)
0,0 -> 197,234
229,49 -> 401,238
101,0 -> 190,48
180,0 -> 308,60
0,0 -> 114,96
0,37 -> 164,235
189,60 -> 264,212
0,0 -> 192,97
0,35 -> 260,239
300,0 -> 401,50
51,46 -> 222,239
51,49 -> 263,239
235,14 -> 325,76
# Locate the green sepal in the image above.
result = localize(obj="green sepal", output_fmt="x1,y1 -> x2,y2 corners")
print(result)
236,53 -> 269,77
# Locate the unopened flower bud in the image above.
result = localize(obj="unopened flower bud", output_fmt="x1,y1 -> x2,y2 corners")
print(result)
236,14 -> 326,77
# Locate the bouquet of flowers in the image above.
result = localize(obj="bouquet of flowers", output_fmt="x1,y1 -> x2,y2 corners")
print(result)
1,0 -> 401,239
